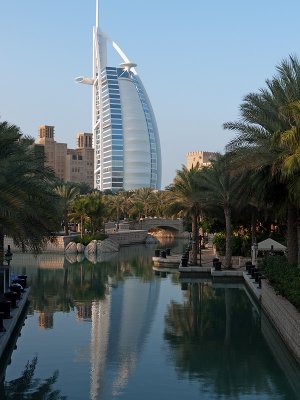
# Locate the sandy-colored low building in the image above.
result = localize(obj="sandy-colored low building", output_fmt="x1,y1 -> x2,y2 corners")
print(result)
186,151 -> 218,170
36,125 -> 94,188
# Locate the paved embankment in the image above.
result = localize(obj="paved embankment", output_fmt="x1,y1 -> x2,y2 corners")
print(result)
261,280 -> 300,365
0,288 -> 30,359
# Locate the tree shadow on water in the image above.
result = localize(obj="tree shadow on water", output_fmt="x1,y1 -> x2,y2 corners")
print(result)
0,356 -> 67,400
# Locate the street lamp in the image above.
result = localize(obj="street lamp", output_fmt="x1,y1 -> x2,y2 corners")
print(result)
5,245 -> 13,266
199,235 -> 202,266
3,245 -> 13,292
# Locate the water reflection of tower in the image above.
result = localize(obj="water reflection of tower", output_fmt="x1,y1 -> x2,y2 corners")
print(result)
90,295 -> 112,400
89,278 -> 160,399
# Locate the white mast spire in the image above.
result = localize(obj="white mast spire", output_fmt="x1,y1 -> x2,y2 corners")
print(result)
96,0 -> 99,29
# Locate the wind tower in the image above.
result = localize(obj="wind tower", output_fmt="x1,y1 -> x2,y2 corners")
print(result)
76,0 -> 162,191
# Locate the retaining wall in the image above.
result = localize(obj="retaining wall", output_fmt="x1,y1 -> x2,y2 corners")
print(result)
261,280 -> 300,365
4,230 -> 148,254
108,230 -> 148,246
4,236 -> 74,253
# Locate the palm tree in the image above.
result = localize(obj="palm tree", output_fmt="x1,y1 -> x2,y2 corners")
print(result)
67,181 -> 92,195
0,121 -> 61,262
54,184 -> 80,235
69,197 -> 88,238
168,166 -> 203,265
117,190 -> 133,219
150,190 -> 171,218
224,55 -> 300,263
130,188 -> 155,218
199,154 -> 248,268
84,192 -> 105,234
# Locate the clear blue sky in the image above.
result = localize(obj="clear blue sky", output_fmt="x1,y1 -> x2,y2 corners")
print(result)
1,0 -> 300,188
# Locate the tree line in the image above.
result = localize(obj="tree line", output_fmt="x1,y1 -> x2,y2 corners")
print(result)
171,55 -> 300,267
2,55 -> 300,268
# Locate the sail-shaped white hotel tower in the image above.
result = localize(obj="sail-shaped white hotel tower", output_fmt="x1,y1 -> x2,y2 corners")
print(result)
76,1 -> 161,191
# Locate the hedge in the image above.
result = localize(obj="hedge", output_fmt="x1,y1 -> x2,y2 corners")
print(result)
262,256 -> 300,312
73,233 -> 108,246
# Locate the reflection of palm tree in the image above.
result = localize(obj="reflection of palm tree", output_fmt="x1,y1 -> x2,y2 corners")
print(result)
0,357 -> 67,399
224,288 -> 232,346
165,283 -> 215,342
164,284 -> 290,397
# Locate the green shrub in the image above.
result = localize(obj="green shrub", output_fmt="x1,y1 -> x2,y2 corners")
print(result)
73,233 -> 108,246
262,256 -> 300,312
212,233 -> 226,255
212,233 -> 251,256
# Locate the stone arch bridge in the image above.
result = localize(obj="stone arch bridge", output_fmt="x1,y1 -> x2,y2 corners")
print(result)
130,218 -> 184,236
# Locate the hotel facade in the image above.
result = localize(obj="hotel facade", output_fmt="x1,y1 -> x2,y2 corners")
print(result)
76,1 -> 161,191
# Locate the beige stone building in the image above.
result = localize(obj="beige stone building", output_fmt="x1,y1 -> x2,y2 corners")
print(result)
65,133 -> 94,186
36,125 -> 94,188
186,151 -> 218,170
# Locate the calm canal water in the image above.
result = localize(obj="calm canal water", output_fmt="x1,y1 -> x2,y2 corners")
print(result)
0,240 -> 300,399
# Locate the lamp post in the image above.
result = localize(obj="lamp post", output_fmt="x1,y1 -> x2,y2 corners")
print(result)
5,245 -> 13,266
199,235 -> 202,266
4,245 -> 13,292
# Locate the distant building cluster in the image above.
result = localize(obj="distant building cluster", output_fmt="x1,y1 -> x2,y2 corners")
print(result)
186,151 -> 218,170
35,125 -> 94,187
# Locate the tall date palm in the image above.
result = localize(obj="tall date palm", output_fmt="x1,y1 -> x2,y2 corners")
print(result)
0,121 -> 61,262
168,166 -> 203,265
225,55 -> 300,263
199,154 -> 247,268
54,184 -> 80,235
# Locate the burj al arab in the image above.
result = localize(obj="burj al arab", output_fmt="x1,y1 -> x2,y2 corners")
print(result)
76,1 -> 162,191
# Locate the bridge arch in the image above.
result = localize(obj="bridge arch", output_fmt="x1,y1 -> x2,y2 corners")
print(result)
131,218 -> 184,236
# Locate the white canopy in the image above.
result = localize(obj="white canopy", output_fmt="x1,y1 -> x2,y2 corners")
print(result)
257,238 -> 286,251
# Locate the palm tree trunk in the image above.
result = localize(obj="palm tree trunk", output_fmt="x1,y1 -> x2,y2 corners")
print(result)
0,227 -> 4,266
80,216 -> 83,239
297,210 -> 300,267
64,213 -> 69,236
251,207 -> 258,244
287,201 -> 298,264
191,213 -> 198,265
224,206 -> 232,268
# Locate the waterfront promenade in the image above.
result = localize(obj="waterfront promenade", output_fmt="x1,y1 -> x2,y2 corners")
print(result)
0,288 -> 30,360
153,245 -> 248,270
